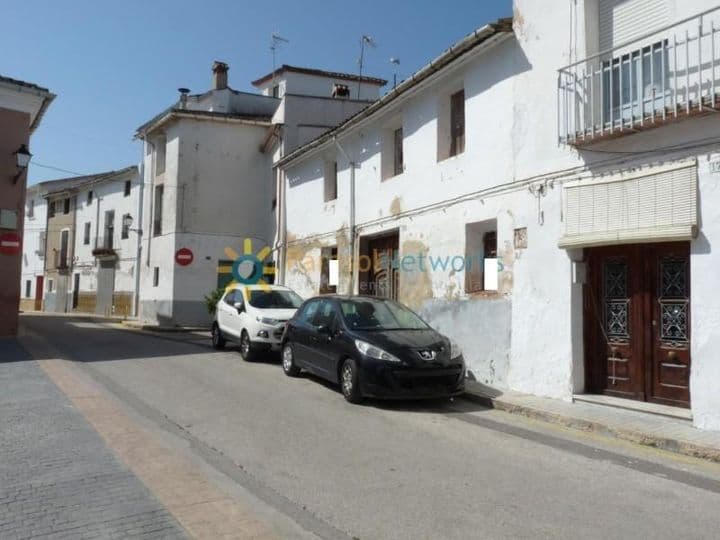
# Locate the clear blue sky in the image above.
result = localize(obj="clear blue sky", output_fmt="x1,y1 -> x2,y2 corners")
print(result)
2,0 -> 511,184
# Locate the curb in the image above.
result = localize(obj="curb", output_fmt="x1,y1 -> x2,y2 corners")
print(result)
461,390 -> 720,464
120,321 -> 209,333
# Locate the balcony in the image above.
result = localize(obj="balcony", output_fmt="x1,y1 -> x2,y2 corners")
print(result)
92,235 -> 117,260
559,7 -> 720,146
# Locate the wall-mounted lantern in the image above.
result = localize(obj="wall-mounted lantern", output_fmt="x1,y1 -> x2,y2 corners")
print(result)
13,144 -> 32,184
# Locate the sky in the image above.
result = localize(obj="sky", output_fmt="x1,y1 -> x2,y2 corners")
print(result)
1,0 -> 511,185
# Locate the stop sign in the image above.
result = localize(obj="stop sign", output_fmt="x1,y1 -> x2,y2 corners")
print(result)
175,247 -> 194,266
0,232 -> 21,255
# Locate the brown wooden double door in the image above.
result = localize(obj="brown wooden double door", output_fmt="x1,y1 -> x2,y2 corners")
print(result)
359,232 -> 399,300
585,242 -> 691,408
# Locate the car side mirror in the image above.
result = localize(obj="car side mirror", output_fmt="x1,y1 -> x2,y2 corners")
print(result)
234,302 -> 244,313
317,324 -> 330,335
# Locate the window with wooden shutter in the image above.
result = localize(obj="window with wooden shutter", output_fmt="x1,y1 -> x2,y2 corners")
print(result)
450,89 -> 465,157
393,127 -> 404,176
324,161 -> 337,202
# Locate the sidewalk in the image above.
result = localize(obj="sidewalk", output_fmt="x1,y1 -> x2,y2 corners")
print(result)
463,380 -> 720,463
0,337 -> 188,539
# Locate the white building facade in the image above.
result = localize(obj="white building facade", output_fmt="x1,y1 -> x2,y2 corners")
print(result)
71,167 -> 141,316
277,1 -> 720,431
135,62 -> 385,327
19,184 -> 48,312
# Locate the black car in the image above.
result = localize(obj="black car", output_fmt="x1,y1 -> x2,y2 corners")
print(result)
280,295 -> 465,403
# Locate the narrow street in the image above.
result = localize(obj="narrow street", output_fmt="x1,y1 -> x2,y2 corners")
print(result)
5,313 -> 720,539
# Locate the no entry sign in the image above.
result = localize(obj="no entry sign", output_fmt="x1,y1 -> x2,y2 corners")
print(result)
175,247 -> 194,266
0,232 -> 21,255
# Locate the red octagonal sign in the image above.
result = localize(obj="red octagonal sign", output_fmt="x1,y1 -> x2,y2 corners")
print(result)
0,232 -> 22,256
175,247 -> 194,266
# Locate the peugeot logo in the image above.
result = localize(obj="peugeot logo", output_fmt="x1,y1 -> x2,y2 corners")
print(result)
418,350 -> 436,361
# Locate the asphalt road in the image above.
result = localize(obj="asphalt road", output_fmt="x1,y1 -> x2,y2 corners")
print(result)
16,314 -> 720,540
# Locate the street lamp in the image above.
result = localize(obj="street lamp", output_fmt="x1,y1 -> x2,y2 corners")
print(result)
12,144 -> 32,184
123,214 -> 142,235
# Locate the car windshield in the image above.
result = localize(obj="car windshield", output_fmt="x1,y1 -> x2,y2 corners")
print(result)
339,298 -> 429,330
247,289 -> 303,309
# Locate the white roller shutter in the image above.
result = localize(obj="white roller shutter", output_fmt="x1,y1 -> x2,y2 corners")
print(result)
559,162 -> 697,249
599,0 -> 669,51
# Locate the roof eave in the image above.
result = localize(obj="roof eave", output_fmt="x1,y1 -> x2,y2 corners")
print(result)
135,109 -> 273,139
276,19 -> 513,169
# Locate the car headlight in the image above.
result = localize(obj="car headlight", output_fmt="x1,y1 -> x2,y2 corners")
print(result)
354,339 -> 401,363
450,340 -> 463,360
256,316 -> 279,326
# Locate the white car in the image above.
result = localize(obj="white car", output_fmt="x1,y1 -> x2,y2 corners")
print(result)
212,284 -> 304,361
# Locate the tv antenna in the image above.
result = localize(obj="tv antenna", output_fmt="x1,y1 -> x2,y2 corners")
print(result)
357,34 -> 376,99
390,57 -> 400,89
270,32 -> 290,93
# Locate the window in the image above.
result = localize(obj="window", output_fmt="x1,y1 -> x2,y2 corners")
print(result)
449,89 -> 465,157
310,299 -> 337,329
83,222 -> 91,245
272,84 -> 280,98
153,185 -> 164,236
155,135 -> 167,176
87,191 -> 93,205
48,201 -> 56,218
153,267 -> 159,287
25,280 -> 31,298
465,220 -> 498,293
124,180 -> 131,197
104,210 -> 114,249
393,127 -> 404,176
48,279 -> 54,293
121,213 -> 130,239
382,124 -> 404,180
59,230 -> 69,269
602,40 -> 668,126
63,198 -> 70,214
27,199 -> 34,219
298,300 -> 320,324
224,290 -> 237,305
247,289 -> 303,309
320,246 -> 338,294
324,161 -> 337,202
38,232 -> 46,258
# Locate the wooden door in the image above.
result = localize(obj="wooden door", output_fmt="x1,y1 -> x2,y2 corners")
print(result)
585,242 -> 691,408
586,245 -> 645,400
367,234 -> 399,300
649,243 -> 691,406
34,275 -> 43,311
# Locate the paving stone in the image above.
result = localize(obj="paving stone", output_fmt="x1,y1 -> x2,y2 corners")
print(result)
0,342 -> 188,539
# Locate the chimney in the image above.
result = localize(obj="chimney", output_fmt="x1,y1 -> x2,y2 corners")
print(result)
212,61 -> 229,90
178,88 -> 190,109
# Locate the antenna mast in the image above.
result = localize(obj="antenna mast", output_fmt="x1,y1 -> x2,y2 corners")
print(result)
358,35 -> 376,99
390,57 -> 400,89
270,32 -> 289,95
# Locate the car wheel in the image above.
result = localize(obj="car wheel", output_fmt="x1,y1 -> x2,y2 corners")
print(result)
340,358 -> 362,403
239,330 -> 255,361
282,343 -> 301,377
211,323 -> 226,350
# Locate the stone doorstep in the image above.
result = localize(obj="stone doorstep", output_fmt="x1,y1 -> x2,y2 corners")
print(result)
462,380 -> 720,464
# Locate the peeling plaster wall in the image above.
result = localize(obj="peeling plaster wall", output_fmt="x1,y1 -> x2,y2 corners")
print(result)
280,2 -> 720,429
419,297 -> 511,388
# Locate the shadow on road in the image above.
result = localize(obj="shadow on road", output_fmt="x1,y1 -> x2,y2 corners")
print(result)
297,371 -> 490,414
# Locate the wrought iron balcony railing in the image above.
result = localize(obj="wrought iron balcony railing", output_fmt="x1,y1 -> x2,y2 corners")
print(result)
559,7 -> 720,145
